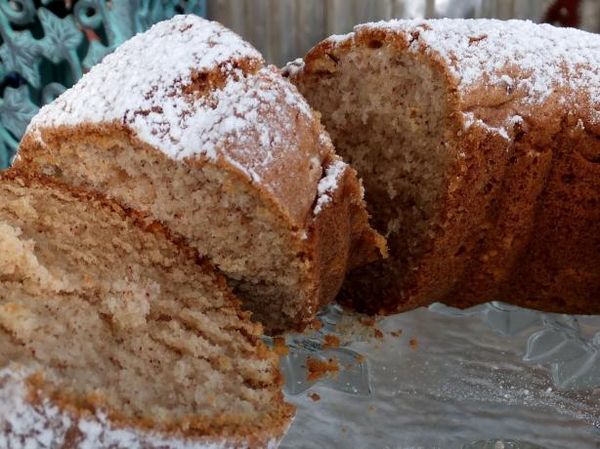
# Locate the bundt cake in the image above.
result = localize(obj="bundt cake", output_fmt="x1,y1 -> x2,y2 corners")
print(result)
15,15 -> 385,333
286,19 -> 600,315
0,172 -> 293,448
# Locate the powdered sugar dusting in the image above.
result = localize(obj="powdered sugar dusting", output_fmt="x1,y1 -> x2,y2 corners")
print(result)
25,15 -> 316,186
29,15 -> 261,134
173,65 -> 314,183
0,366 -> 281,449
357,19 -> 600,108
326,33 -> 353,44
282,58 -> 305,80
313,160 -> 347,216
320,19 -> 600,138
462,111 -> 510,140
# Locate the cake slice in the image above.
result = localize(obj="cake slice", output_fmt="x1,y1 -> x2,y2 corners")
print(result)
287,19 -> 600,315
15,15 -> 385,333
0,172 -> 293,448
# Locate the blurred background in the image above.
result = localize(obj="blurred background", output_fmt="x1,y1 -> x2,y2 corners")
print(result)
208,0 -> 600,65
0,0 -> 598,167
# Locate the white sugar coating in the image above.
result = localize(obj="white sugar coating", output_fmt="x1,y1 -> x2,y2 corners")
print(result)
326,33 -> 353,44
283,58 -> 305,78
171,64 -> 314,183
358,19 -> 600,105
29,14 -> 262,133
313,159 -> 348,216
462,111 -> 510,140
26,14 -> 316,186
0,366 -> 281,449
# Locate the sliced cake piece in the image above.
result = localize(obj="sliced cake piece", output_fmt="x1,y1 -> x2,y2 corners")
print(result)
15,15 -> 385,333
287,19 -> 600,315
0,171 -> 293,448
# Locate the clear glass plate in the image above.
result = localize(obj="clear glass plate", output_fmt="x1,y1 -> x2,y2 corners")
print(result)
273,302 -> 600,449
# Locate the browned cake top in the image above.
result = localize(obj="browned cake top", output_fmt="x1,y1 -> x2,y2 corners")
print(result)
24,14 -> 341,226
298,18 -> 600,141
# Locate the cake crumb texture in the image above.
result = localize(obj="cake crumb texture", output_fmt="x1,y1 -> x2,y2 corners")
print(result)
0,172 -> 293,448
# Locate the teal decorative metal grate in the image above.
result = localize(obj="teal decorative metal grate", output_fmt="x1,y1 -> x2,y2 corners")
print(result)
0,0 -> 206,168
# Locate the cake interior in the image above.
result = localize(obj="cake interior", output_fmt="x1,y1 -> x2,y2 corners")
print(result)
34,142 -> 313,332
295,45 -> 453,310
0,178 -> 288,436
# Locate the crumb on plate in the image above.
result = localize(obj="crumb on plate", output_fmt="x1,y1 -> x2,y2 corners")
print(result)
322,334 -> 340,348
306,356 -> 339,381
308,392 -> 321,402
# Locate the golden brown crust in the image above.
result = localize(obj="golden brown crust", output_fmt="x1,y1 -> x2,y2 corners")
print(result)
291,21 -> 600,315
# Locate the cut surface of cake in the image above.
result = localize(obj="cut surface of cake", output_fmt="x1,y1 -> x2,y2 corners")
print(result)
0,171 -> 293,448
15,15 -> 385,333
287,19 -> 600,314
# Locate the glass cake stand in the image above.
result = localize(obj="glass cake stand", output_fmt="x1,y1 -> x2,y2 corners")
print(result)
272,302 -> 600,449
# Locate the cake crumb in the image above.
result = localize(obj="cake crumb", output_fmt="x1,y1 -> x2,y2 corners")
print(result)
307,357 -> 339,381
309,319 -> 323,331
390,329 -> 403,337
272,337 -> 289,356
356,316 -> 384,339
308,392 -> 321,402
409,337 -> 418,349
355,354 -> 366,364
359,317 -> 376,326
368,405 -> 375,412
322,334 -> 340,348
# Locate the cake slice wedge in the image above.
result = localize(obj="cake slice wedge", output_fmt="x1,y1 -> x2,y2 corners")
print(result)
15,15 -> 385,333
0,171 -> 293,448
